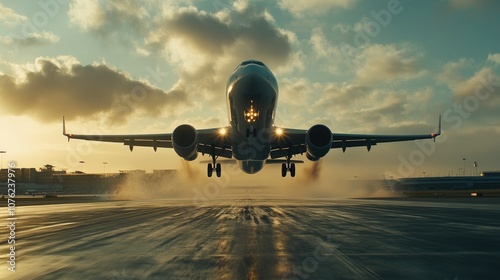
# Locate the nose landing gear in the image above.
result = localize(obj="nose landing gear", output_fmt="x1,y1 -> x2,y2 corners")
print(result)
246,126 -> 257,138
207,162 -> 221,177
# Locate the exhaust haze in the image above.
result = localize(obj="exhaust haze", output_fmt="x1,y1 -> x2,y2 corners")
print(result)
113,159 -> 398,202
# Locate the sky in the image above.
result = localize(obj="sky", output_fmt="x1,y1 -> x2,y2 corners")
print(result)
0,0 -> 499,180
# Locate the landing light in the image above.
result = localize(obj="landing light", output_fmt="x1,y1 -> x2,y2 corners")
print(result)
244,101 -> 259,123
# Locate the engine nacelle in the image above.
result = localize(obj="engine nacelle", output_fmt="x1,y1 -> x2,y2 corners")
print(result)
172,124 -> 198,161
305,124 -> 332,161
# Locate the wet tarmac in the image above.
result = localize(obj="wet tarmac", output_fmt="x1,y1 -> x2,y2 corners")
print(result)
1,196 -> 500,279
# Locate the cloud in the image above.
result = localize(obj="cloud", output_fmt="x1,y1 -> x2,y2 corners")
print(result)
160,8 -> 235,55
310,28 -> 339,58
450,67 -> 500,113
278,0 -> 356,16
488,53 -> 500,65
447,0 -> 494,9
0,56 -> 189,124
451,68 -> 498,99
68,0 -> 149,35
0,3 -> 27,26
279,78 -> 318,105
150,6 -> 293,65
436,58 -> 474,86
436,58 -> 500,106
311,82 -> 435,133
67,1 -> 296,105
308,28 -> 357,74
68,0 -> 105,31
1,32 -> 59,47
438,58 -> 500,123
354,44 -> 427,85
314,83 -> 371,111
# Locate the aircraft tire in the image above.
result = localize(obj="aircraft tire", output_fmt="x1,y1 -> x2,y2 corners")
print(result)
216,163 -> 221,177
207,163 -> 213,177
281,163 -> 287,177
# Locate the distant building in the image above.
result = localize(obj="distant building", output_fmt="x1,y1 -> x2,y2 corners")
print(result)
0,166 -> 65,194
393,176 -> 500,192
1,166 -> 177,195
480,171 -> 500,177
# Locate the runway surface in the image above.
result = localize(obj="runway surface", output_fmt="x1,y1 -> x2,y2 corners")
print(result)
1,196 -> 500,279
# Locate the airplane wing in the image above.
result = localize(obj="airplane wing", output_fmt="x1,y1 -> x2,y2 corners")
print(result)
270,115 -> 441,159
62,117 -> 232,158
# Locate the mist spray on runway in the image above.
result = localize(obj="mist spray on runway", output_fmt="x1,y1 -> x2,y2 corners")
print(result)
300,160 -> 322,183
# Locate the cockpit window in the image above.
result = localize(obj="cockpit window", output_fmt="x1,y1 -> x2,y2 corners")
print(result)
240,60 -> 265,67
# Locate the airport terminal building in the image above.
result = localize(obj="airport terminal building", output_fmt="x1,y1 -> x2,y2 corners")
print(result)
0,166 -> 177,195
388,172 -> 500,196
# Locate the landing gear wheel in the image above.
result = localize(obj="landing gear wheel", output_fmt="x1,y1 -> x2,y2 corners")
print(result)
281,155 -> 297,178
207,163 -> 213,177
216,163 -> 221,177
207,145 -> 220,178
246,127 -> 257,138
281,163 -> 287,177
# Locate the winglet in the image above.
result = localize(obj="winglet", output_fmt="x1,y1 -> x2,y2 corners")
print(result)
63,116 -> 71,142
63,116 -> 66,135
438,114 -> 442,135
431,114 -> 442,142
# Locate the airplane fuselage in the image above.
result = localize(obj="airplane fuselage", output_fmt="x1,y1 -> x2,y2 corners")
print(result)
226,60 -> 278,174
63,59 -> 440,178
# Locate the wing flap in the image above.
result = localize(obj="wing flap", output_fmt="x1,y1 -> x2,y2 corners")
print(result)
270,145 -> 306,159
332,133 -> 436,143
198,143 -> 232,158
67,133 -> 172,142
124,140 -> 173,148
331,140 -> 378,149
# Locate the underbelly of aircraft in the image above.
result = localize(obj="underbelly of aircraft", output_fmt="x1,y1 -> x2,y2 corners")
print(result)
237,160 -> 265,174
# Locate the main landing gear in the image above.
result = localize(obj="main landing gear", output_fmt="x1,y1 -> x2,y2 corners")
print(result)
207,146 -> 221,177
281,157 -> 296,177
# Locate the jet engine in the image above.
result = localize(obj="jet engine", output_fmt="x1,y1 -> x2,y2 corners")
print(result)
305,124 -> 332,161
172,124 -> 198,161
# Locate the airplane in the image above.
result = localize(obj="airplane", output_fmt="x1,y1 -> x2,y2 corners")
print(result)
63,59 -> 441,178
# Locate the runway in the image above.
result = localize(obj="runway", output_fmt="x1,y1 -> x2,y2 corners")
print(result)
1,196 -> 500,279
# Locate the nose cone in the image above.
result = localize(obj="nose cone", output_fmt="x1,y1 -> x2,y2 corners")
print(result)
235,73 -> 267,95
238,160 -> 265,174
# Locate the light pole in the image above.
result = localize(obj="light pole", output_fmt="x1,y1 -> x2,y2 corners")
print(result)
462,158 -> 466,176
78,160 -> 85,173
474,161 -> 478,176
0,151 -> 6,170
102,162 -> 108,174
